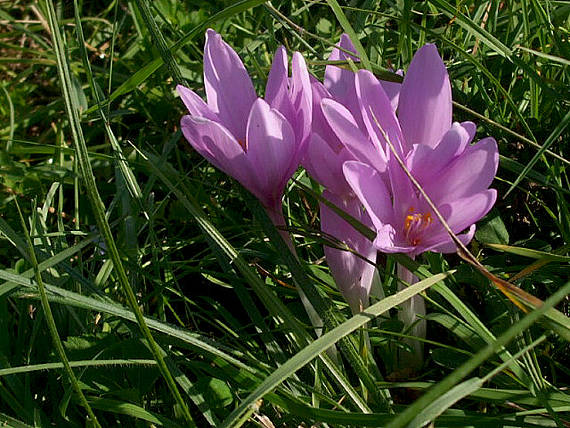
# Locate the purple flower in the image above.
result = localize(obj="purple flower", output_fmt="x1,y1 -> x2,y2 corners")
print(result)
303,34 -> 401,196
177,29 -> 311,222
303,34 -> 403,311
321,44 -> 498,256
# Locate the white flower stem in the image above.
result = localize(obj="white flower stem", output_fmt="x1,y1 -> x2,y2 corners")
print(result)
397,262 -> 426,371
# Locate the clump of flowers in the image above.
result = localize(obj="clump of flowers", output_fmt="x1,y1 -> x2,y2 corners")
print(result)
177,31 -> 499,369
323,43 -> 499,367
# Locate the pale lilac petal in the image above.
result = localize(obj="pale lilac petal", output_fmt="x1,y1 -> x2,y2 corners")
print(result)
424,137 -> 499,205
265,46 -> 288,105
180,115 -> 252,189
407,121 -> 476,185
373,224 -> 415,254
176,85 -> 218,121
265,46 -> 296,125
324,34 -> 364,128
424,225 -> 476,253
355,70 -> 405,157
303,133 -> 353,196
310,81 -> 342,152
320,192 -> 376,312
343,161 -> 394,230
245,98 -> 296,208
380,69 -> 403,111
322,98 -> 387,173
421,190 -> 496,250
398,44 -> 452,150
442,190 -> 497,234
203,29 -> 256,142
290,52 -> 313,147
387,155 -> 417,225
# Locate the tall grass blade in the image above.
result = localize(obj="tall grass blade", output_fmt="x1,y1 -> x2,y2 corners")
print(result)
41,0 -> 194,424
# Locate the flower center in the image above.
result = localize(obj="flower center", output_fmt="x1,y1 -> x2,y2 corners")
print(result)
403,207 -> 432,246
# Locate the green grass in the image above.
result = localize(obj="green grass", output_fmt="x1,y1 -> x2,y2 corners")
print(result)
0,0 -> 569,426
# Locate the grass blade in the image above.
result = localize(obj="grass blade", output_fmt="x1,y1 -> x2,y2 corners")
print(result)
220,271 -> 454,428
42,1 -> 194,424
505,109 -> 570,198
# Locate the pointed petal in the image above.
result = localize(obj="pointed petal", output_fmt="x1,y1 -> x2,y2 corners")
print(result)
355,70 -> 405,157
265,46 -> 288,105
320,192 -> 376,313
408,121 -> 476,185
265,46 -> 296,124
303,133 -> 353,196
343,161 -> 394,230
290,51 -> 313,148
310,80 -> 342,152
422,190 -> 496,251
203,29 -> 256,142
424,225 -> 476,253
246,98 -> 296,208
176,85 -> 218,121
180,115 -> 252,189
324,34 -> 364,128
373,224 -> 415,254
398,44 -> 452,149
442,189 -> 497,234
322,98 -> 387,173
424,137 -> 499,205
380,69 -> 403,111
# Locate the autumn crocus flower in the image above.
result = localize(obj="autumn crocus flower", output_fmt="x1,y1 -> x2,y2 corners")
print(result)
304,34 -> 401,196
324,43 -> 499,257
324,44 -> 498,367
302,34 -> 403,312
177,30 -> 323,334
177,29 -> 311,227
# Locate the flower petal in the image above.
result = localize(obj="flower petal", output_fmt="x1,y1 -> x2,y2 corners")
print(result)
303,132 -> 353,196
290,51 -> 313,148
324,34 -> 365,129
373,224 -> 416,254
422,190 -> 496,250
180,115 -> 252,190
311,80 -> 343,152
398,44 -> 452,150
176,85 -> 218,121
355,70 -> 405,157
203,29 -> 256,142
407,121 -> 476,185
246,98 -> 296,208
265,46 -> 288,105
322,98 -> 387,173
380,69 -> 403,112
424,225 -> 476,253
265,46 -> 296,124
424,137 -> 499,205
320,192 -> 376,312
343,161 -> 394,230
442,189 -> 497,234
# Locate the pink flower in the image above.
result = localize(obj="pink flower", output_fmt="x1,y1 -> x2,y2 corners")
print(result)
303,34 -> 402,311
177,29 -> 311,221
303,34 -> 401,196
321,44 -> 499,256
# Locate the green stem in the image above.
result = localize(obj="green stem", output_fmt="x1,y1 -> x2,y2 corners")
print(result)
15,200 -> 101,428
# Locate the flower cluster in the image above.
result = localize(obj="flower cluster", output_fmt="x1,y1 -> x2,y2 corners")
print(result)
177,30 -> 499,317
